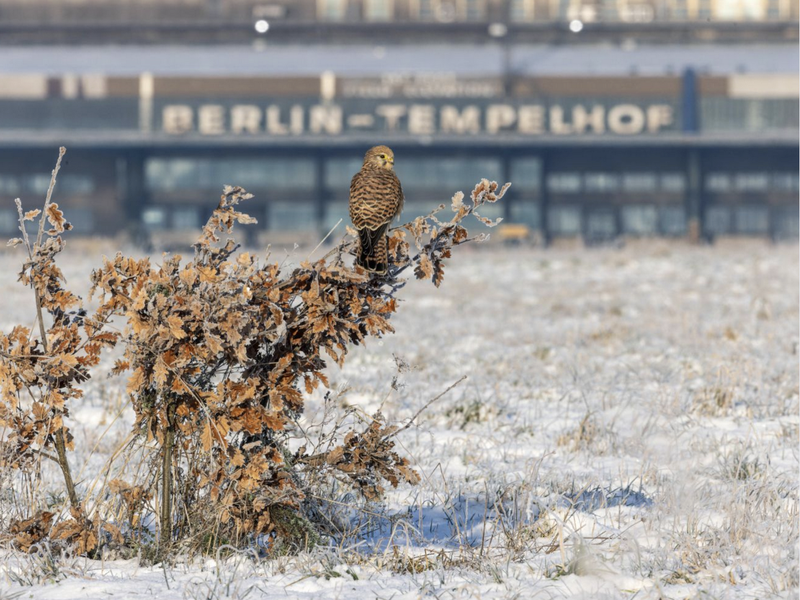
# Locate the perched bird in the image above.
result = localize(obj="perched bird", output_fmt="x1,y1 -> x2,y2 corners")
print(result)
349,145 -> 404,274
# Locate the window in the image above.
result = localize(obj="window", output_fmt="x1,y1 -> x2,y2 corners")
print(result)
705,206 -> 731,235
142,207 -> 168,231
0,175 -> 21,195
28,174 -> 51,196
660,206 -> 687,235
585,210 -> 617,240
509,200 -> 540,229
325,158 -> 364,190
622,173 -> 657,193
173,207 -> 200,231
68,208 -> 95,234
547,173 -> 581,194
660,173 -> 686,193
324,202 -> 350,231
584,172 -> 619,193
0,208 -> 16,234
705,172 -> 731,193
510,0 -> 535,21
269,202 -> 317,232
547,206 -> 581,235
60,175 -> 95,195
146,158 -> 315,192
510,158 -> 541,191
318,0 -> 346,21
395,157 -> 502,190
416,0 -> 437,19
622,205 -> 658,234
403,201 -> 439,218
735,206 -> 769,234
366,0 -> 393,20
460,0 -> 485,20
733,173 -> 770,193
773,207 -> 799,239
772,172 -> 799,192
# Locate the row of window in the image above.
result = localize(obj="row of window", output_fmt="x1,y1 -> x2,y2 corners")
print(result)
3,202 -> 794,239
2,163 -> 795,203
146,157 -> 797,197
137,201 -> 798,239
140,200 -> 504,233
705,172 -> 799,194
319,0 -> 492,22
0,207 -> 95,234
0,174 -> 95,197
547,172 -> 687,194
317,0 -> 795,22
145,157 -> 505,193
701,98 -> 800,133
533,204 -> 797,238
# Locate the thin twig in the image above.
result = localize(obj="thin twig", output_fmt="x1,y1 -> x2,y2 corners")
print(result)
388,375 -> 468,439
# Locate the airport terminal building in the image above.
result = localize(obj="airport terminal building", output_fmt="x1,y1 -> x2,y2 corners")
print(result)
0,39 -> 797,243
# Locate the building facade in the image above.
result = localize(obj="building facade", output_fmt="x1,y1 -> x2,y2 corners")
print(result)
0,44 -> 797,243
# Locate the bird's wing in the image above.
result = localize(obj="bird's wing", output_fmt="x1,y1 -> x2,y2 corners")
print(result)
349,169 -> 404,230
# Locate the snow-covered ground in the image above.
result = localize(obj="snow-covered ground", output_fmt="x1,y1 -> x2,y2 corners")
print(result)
1,239 -> 798,599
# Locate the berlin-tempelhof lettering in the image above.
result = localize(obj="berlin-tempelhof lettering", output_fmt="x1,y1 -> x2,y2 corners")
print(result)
160,103 -> 676,136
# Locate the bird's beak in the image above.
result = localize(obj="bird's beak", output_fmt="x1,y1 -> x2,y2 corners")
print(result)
388,158 -> 394,165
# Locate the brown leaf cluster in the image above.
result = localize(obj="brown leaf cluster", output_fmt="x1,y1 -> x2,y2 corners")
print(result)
298,412 -> 420,501
0,196 -> 117,470
386,178 -> 510,287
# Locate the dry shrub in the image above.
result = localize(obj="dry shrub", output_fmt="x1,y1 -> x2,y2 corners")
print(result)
0,146 -> 510,557
0,148 -> 120,552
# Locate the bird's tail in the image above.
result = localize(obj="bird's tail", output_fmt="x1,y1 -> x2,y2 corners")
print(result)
357,226 -> 388,274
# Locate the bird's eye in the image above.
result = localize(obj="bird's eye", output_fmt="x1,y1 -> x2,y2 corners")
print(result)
380,154 -> 386,159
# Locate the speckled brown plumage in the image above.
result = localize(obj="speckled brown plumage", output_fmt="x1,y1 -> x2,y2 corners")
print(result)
349,145 -> 404,274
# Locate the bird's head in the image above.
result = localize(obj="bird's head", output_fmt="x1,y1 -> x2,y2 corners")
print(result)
364,145 -> 395,171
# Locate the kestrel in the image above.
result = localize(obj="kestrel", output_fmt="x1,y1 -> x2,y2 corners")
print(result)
349,145 -> 404,274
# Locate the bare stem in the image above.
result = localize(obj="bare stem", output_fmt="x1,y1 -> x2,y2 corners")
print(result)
14,147 -> 79,511
160,402 -> 176,558
36,146 -> 66,250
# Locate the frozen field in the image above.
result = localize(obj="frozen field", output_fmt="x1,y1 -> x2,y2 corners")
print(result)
0,240 -> 798,599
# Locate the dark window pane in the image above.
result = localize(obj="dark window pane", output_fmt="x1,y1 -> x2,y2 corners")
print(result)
773,207 -> 799,238
325,158 -> 363,190
584,173 -> 619,193
547,173 -> 581,194
660,173 -> 686,193
142,206 -> 168,231
147,158 -> 315,192
622,173 -> 657,193
622,205 -> 658,234
547,206 -> 581,235
0,208 -> 16,234
0,175 -> 21,195
705,173 -> 731,193
705,206 -> 731,234
509,200 -> 540,229
68,208 -> 95,233
60,175 -> 95,195
324,201 -> 350,231
510,158 -> 541,191
772,172 -> 799,192
660,206 -> 687,235
396,158 -> 502,191
585,209 -> 617,240
735,206 -> 769,234
269,201 -> 317,232
173,207 -> 200,231
733,173 -> 770,193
